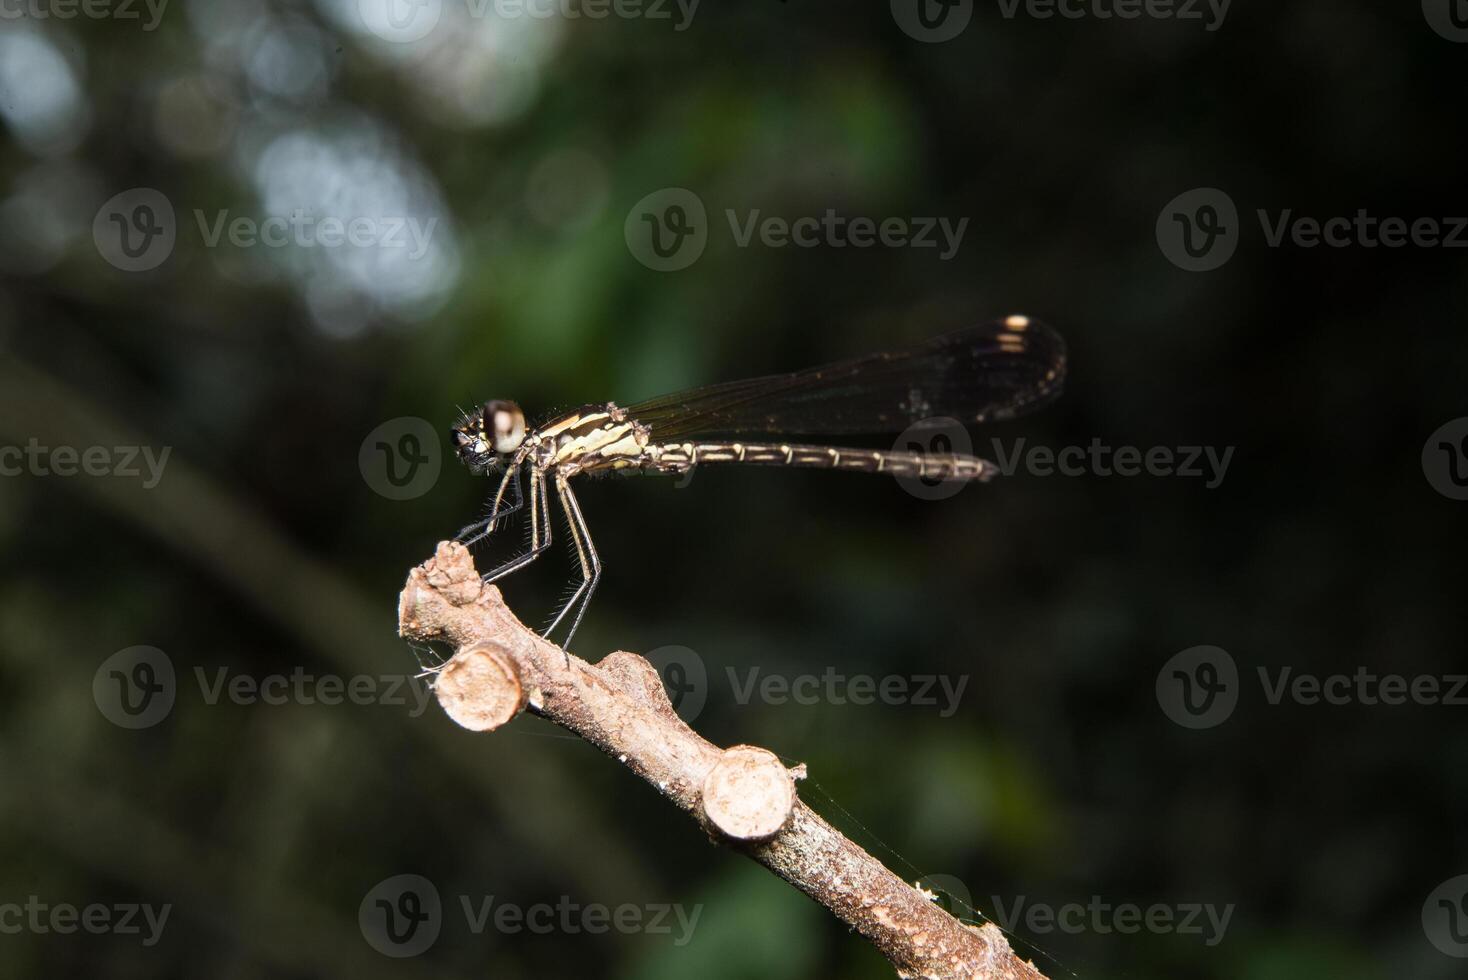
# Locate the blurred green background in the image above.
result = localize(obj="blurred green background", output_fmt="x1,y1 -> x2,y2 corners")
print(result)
2,1 -> 1467,978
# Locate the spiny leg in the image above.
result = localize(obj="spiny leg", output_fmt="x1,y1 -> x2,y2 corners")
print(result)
455,465 -> 525,546
483,468 -> 553,584
543,473 -> 601,655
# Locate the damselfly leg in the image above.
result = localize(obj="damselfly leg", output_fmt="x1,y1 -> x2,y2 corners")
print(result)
542,472 -> 601,653
455,465 -> 525,546
482,468 -> 554,585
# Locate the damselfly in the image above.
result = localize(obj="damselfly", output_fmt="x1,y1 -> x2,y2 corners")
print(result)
450,315 -> 1066,650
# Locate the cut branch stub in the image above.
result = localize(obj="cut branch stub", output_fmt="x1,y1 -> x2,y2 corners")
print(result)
434,643 -> 527,732
701,745 -> 796,842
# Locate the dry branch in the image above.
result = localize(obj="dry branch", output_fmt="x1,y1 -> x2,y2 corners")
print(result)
398,542 -> 1048,980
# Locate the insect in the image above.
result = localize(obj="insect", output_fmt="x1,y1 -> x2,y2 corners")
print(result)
450,315 -> 1066,651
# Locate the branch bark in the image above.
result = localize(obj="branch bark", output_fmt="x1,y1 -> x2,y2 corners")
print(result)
398,542 -> 1048,980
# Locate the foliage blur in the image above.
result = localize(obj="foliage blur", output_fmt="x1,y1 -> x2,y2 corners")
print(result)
1,2 -> 1465,978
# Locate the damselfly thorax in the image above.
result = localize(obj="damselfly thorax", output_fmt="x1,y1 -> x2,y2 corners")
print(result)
449,316 -> 1066,651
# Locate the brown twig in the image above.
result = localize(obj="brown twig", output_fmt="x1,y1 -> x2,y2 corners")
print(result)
398,542 -> 1049,980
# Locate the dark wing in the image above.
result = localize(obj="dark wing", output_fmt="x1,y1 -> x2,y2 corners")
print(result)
625,316 -> 1066,440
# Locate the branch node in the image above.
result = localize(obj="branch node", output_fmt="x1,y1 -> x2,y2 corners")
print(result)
424,541 -> 486,606
701,745 -> 795,842
434,643 -> 526,732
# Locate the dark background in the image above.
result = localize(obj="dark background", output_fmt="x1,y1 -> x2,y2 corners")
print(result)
2,1 -> 1466,977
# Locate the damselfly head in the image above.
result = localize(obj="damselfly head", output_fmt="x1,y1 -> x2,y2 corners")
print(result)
451,399 -> 526,474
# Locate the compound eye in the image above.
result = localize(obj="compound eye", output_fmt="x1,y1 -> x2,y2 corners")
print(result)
488,401 -> 526,453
